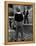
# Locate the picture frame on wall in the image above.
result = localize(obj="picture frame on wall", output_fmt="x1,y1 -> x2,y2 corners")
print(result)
4,1 -> 35,45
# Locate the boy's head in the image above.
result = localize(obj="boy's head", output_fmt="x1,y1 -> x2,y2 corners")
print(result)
16,7 -> 20,12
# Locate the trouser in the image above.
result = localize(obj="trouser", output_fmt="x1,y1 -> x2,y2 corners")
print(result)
24,17 -> 29,24
15,21 -> 24,40
9,22 -> 12,29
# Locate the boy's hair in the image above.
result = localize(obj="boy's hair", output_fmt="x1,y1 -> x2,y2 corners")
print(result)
16,7 -> 20,12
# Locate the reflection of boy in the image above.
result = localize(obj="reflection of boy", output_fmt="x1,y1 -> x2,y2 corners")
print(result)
23,10 -> 29,24
9,18 -> 12,29
15,8 -> 24,41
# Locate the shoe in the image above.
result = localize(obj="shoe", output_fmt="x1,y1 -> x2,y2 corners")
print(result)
21,40 -> 24,41
14,40 -> 17,42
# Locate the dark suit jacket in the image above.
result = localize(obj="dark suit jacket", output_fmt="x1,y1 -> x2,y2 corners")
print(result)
15,12 -> 23,22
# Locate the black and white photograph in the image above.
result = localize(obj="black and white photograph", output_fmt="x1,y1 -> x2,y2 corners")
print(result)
8,4 -> 33,42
